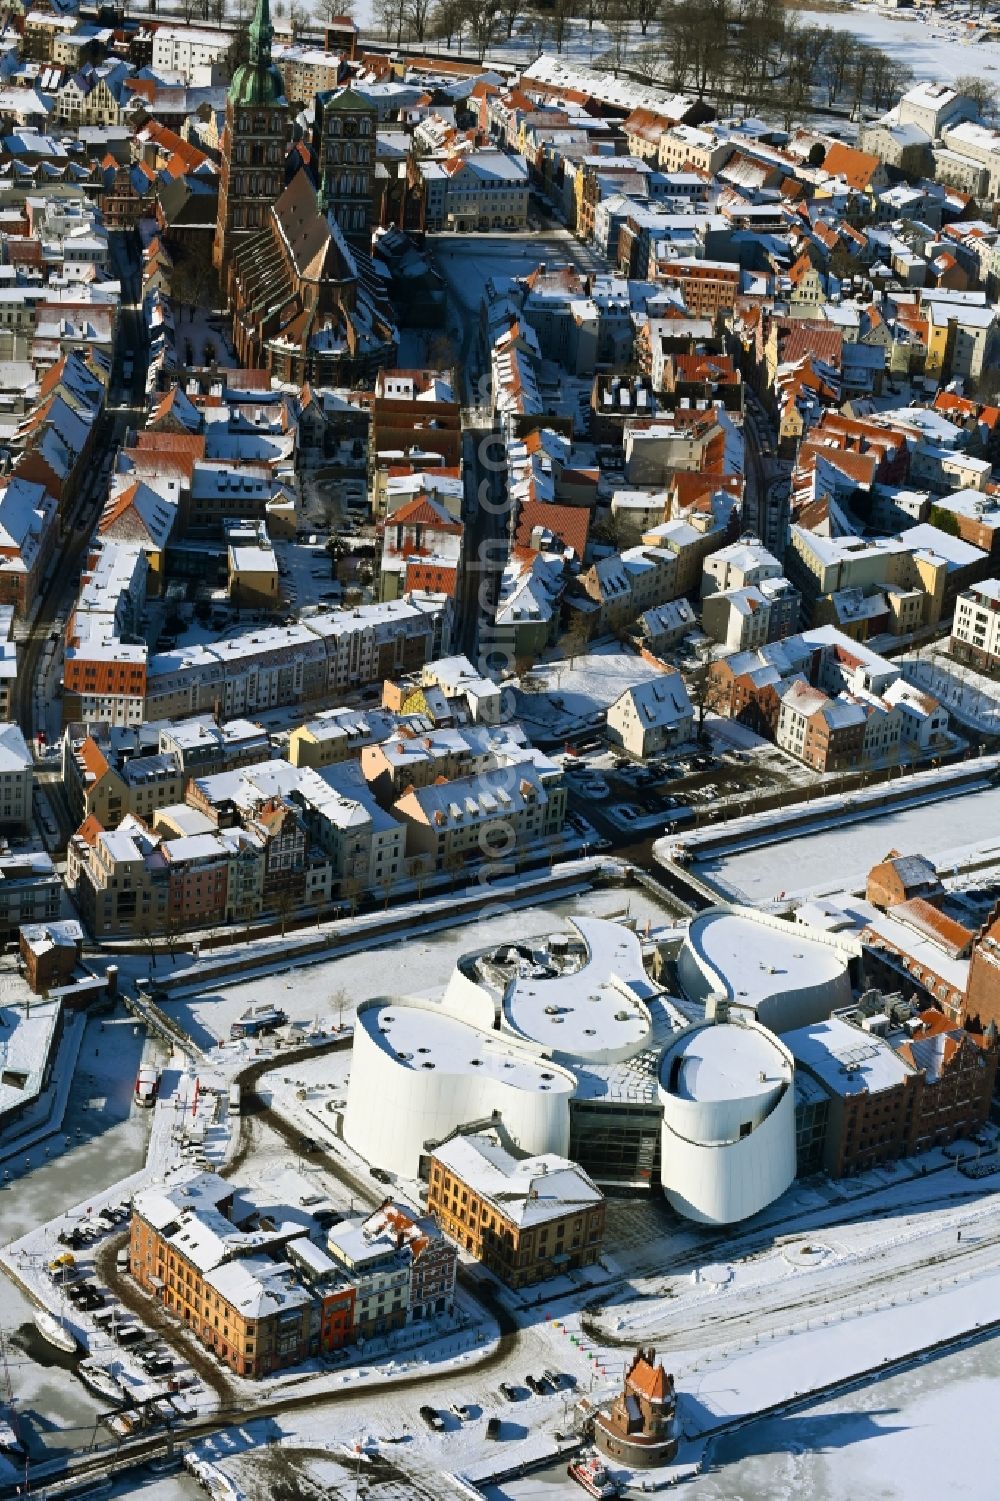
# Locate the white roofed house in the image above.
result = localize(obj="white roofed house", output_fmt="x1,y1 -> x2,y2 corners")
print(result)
636,598 -> 696,656
951,578 -> 1000,674
493,548 -> 565,667
419,655 -> 503,725
326,1213 -> 411,1339
881,678 -> 949,753
98,478 -> 181,596
701,539 -> 782,598
392,762 -> 565,871
360,724 -> 528,804
702,585 -> 771,654
0,723 -> 32,829
0,474 -> 58,618
424,149 -> 530,233
428,1128 -> 606,1290
776,678 -> 867,773
606,671 -> 693,759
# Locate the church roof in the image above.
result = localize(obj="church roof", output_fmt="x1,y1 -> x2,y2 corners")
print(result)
316,84 -> 376,115
271,170 -> 353,284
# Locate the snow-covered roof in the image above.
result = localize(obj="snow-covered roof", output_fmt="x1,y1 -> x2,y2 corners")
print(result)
502,916 -> 655,1064
431,1130 -> 603,1228
662,1018 -> 791,1104
356,1000 -> 576,1093
786,1016 -> 914,1098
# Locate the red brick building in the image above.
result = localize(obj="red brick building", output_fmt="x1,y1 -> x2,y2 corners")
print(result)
965,911 -> 1000,1031
595,1348 -> 678,1468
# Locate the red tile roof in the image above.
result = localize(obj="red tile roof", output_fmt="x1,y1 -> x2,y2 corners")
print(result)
514,499 -> 589,557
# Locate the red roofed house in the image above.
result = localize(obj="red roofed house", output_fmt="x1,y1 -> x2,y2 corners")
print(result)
379,492 -> 463,601
821,141 -> 889,199
514,498 -> 590,559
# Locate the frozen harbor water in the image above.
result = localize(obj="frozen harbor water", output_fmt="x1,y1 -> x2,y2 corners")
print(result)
488,1335 -> 1000,1501
156,885 -> 673,1048
797,5 -> 1000,85
0,1011 -> 161,1462
700,783 -> 1000,903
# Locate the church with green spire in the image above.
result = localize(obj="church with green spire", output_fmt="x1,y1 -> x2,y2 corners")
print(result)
212,0 -> 289,276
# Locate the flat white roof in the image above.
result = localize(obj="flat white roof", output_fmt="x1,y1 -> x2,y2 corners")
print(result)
665,1021 -> 790,1103
501,916 -> 654,1059
785,1016 -> 913,1097
361,1002 -> 575,1093
685,910 -> 849,1007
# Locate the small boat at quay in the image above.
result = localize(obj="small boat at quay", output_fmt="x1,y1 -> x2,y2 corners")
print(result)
33,1308 -> 78,1356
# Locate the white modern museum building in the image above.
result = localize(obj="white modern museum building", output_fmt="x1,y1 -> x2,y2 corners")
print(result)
343,906 -> 856,1225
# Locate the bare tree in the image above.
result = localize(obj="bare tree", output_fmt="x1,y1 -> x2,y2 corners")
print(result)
409,852 -> 432,898
825,29 -> 853,106
497,0 -> 519,38
375,0 -> 405,43
549,0 -> 573,54
558,615 -> 591,670
685,645 -> 729,736
430,0 -> 464,47
406,0 -> 434,42
463,0 -> 497,60
629,0 -> 659,38
605,0 -> 631,72
317,0 -> 355,21
954,72 -> 999,121
331,986 -> 350,1031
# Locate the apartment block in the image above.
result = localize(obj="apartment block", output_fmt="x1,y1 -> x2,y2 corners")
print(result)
129,1169 -> 355,1379
950,578 -> 1000,672
428,1130 -> 606,1290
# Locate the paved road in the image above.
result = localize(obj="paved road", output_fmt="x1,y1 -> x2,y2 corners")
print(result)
458,425 -> 508,664
429,225 -> 610,664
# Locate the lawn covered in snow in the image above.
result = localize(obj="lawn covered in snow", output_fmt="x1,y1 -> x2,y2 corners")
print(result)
514,643 -> 664,743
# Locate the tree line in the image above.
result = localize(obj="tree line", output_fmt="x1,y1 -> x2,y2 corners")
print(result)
361,0 -> 918,127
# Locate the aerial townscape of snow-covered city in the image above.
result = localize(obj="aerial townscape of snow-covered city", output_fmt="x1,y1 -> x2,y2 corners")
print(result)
3,0 -> 1000,1497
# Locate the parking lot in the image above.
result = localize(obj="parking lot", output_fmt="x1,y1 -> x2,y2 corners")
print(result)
561,744 -> 798,852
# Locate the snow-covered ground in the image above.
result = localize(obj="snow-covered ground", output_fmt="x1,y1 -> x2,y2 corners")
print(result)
514,643 -> 664,742
900,646 -> 1000,734
172,305 -> 237,369
153,883 -> 673,1048
692,779 -> 1000,904
492,1336 -> 1000,1501
797,4 -> 1000,86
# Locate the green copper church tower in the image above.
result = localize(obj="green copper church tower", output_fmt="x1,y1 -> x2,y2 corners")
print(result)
213,0 -> 288,276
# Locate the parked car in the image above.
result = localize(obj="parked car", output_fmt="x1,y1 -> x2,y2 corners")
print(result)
486,1417 -> 502,1440
370,1166 -> 393,1184
499,1381 -> 520,1402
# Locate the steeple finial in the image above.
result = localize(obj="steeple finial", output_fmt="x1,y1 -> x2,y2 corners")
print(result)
248,0 -> 274,68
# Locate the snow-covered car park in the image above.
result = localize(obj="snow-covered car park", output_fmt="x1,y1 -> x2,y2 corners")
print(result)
606,799 -> 695,833
564,762 -> 610,798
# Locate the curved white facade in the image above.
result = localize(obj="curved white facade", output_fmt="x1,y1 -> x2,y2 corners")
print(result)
344,998 -> 576,1179
678,904 -> 856,1034
658,1017 -> 796,1224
